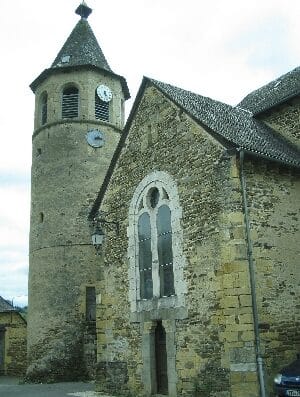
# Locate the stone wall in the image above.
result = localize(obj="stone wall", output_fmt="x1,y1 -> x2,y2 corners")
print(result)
258,96 -> 300,149
0,312 -> 27,376
244,158 -> 300,393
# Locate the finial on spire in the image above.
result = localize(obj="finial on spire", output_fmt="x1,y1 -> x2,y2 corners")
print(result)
75,1 -> 92,19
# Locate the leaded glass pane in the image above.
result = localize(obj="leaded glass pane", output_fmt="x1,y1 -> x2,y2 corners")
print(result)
138,213 -> 153,299
157,205 -> 171,234
160,264 -> 174,297
157,205 -> 175,297
150,187 -> 159,208
158,233 -> 173,266
140,269 -> 153,300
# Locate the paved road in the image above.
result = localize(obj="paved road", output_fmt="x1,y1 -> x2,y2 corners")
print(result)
0,377 -> 99,397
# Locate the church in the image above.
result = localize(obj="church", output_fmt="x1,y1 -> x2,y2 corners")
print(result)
27,3 -> 300,397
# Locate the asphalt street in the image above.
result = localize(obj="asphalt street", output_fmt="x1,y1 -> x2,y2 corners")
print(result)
0,377 -> 99,397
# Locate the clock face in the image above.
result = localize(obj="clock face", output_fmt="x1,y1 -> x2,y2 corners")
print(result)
86,130 -> 105,148
96,84 -> 112,102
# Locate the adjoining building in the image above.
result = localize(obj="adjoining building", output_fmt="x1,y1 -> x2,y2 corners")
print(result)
0,296 -> 27,376
27,2 -> 300,396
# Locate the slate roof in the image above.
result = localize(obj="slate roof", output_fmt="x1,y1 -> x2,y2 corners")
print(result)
149,78 -> 300,168
0,296 -> 15,312
51,19 -> 112,72
238,67 -> 300,115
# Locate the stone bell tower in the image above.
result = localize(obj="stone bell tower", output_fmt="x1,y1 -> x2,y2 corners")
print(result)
27,2 -> 130,381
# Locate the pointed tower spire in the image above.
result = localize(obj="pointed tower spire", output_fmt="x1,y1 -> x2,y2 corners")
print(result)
30,3 -> 130,100
75,1 -> 92,19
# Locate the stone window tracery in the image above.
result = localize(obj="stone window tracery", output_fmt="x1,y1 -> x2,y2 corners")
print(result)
137,187 -> 175,300
128,171 -> 187,314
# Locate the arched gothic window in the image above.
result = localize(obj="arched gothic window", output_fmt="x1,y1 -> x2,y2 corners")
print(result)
62,85 -> 79,119
128,172 -> 187,311
137,187 -> 174,299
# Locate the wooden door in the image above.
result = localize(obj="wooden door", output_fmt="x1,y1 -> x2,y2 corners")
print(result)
155,322 -> 168,395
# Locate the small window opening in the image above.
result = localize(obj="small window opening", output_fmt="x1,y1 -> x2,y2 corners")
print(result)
121,99 -> 125,125
62,86 -> 79,119
37,148 -> 42,156
61,55 -> 70,64
86,286 -> 96,321
39,212 -> 44,223
41,93 -> 48,125
95,91 -> 109,121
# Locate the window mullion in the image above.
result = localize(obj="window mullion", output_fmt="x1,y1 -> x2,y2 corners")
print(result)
151,210 -> 160,297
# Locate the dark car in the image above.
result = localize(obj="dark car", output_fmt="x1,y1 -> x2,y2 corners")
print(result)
274,356 -> 300,397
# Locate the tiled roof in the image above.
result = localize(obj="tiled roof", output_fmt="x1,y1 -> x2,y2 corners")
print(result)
149,78 -> 300,167
51,19 -> 112,72
0,296 -> 15,312
238,67 -> 300,115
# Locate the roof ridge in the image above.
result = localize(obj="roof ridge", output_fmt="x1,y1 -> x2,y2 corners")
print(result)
238,66 -> 300,114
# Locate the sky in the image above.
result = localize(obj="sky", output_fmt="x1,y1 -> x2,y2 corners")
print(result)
0,0 -> 299,307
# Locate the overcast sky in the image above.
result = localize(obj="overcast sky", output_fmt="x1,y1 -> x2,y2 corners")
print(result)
0,0 -> 299,307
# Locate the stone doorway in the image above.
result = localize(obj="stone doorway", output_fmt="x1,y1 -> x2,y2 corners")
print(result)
142,319 -> 177,396
155,321 -> 168,395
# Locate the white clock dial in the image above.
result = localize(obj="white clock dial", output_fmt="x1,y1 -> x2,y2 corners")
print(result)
96,84 -> 112,102
86,130 -> 105,148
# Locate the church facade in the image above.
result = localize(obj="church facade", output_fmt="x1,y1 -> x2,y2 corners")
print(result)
28,3 -> 299,397
92,75 -> 300,397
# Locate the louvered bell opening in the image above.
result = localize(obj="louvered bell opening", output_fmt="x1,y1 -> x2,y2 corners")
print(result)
62,87 -> 79,119
95,92 -> 109,122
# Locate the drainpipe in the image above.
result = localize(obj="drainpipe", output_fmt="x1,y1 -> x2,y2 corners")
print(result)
239,150 -> 267,397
